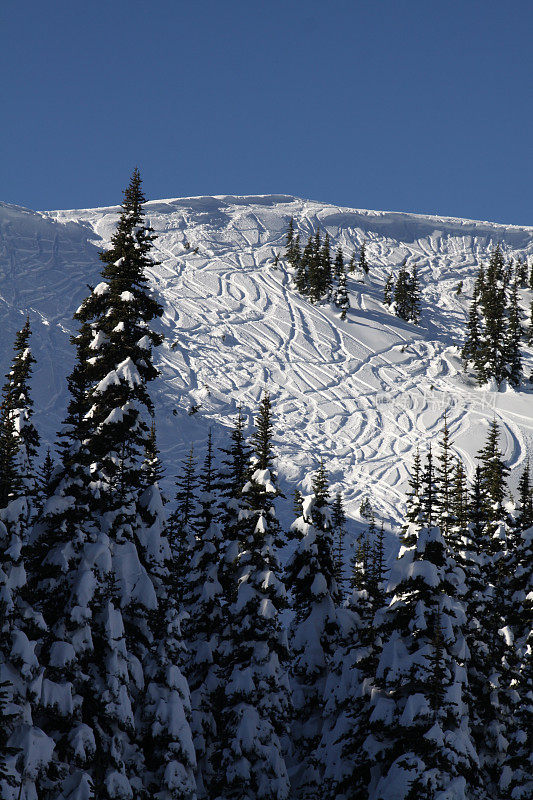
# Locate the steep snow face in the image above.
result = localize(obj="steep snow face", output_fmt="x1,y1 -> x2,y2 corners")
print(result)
1,194 -> 533,532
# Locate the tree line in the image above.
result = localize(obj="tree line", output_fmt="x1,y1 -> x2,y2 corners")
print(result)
461,245 -> 532,387
284,219 -> 370,318
0,173 -> 531,799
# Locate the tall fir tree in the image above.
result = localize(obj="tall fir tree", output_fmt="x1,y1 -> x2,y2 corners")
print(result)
217,393 -> 290,799
333,246 -> 344,281
181,431 -> 225,798
27,169 -> 196,800
479,245 -> 508,384
383,272 -> 394,306
285,460 -> 340,797
505,276 -> 522,386
334,263 -> 350,321
169,445 -> 199,603
368,450 -> 478,799
358,240 -> 370,278
436,414 -> 456,545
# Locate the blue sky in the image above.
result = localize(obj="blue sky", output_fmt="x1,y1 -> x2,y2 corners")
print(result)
2,0 -> 532,223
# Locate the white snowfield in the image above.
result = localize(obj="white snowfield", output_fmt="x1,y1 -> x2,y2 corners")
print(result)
1,193 -> 532,537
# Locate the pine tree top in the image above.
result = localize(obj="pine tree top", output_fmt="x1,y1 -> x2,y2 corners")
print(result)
251,391 -> 275,471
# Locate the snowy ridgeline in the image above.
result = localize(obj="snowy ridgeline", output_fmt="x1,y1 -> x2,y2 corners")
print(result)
1,195 -> 533,537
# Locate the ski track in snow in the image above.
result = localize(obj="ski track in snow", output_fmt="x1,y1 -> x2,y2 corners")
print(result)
1,194 -> 533,552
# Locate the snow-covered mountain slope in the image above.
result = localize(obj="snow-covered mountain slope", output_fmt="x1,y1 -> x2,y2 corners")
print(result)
1,193 -> 533,534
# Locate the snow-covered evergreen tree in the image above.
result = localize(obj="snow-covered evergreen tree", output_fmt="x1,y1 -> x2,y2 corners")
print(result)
217,392 -> 290,799
217,406 -> 252,596
500,630 -> 533,800
0,320 -> 52,799
169,445 -> 199,605
0,499 -> 53,800
181,431 -> 225,797
368,449 -> 478,800
462,431 -> 513,796
514,460 -> 533,533
285,459 -> 340,797
383,272 -> 394,306
506,276 -> 523,386
27,169 -> 196,800
436,414 -> 456,545
334,264 -> 350,321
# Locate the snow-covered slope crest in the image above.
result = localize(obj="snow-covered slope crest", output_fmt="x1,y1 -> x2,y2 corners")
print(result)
1,194 -> 533,531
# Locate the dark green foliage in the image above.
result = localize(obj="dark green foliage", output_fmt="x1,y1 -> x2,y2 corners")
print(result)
332,491 -> 347,588
436,414 -> 456,544
251,390 -> 275,471
37,448 -> 55,504
0,678 -> 16,791
515,256 -> 529,288
75,167 -> 164,505
217,406 -> 252,599
389,259 -> 421,323
515,459 -> 533,532
333,246 -> 344,280
334,261 -> 350,320
142,421 -> 164,489
217,393 -> 290,799
293,487 -> 304,518
311,456 -> 330,530
358,240 -> 369,276
461,293 -> 483,371
359,495 -> 373,520
506,277 -> 522,386
169,445 -> 198,600
0,396 -> 20,508
408,264 -> 421,323
369,455 -> 477,799
369,518 -> 387,607
477,418 -> 510,515
463,245 -> 524,386
383,271 -> 394,305
0,319 -> 40,505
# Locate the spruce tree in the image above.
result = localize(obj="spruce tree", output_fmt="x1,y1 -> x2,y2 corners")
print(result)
436,414 -> 456,545
461,293 -> 483,375
169,445 -> 199,603
408,264 -> 421,323
499,631 -> 533,800
0,320 -> 40,507
181,431 -> 224,797
334,263 -> 350,321
217,393 -> 290,799
331,492 -> 347,590
464,432 -> 513,795
383,272 -> 394,306
358,240 -> 370,278
0,500 -> 53,800
315,564 -> 378,800
515,256 -> 528,288
28,169 -> 196,799
320,231 -> 333,299
295,236 -> 312,295
392,259 -> 412,321
505,277 -> 522,386
307,230 -> 323,303
285,460 -> 339,796
514,459 -> 533,532
368,451 -> 477,799
333,246 -> 344,281
479,245 -> 508,384
0,321 -> 51,798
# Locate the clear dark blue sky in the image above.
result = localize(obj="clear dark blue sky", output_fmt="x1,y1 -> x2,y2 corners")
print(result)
2,0 -> 532,223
